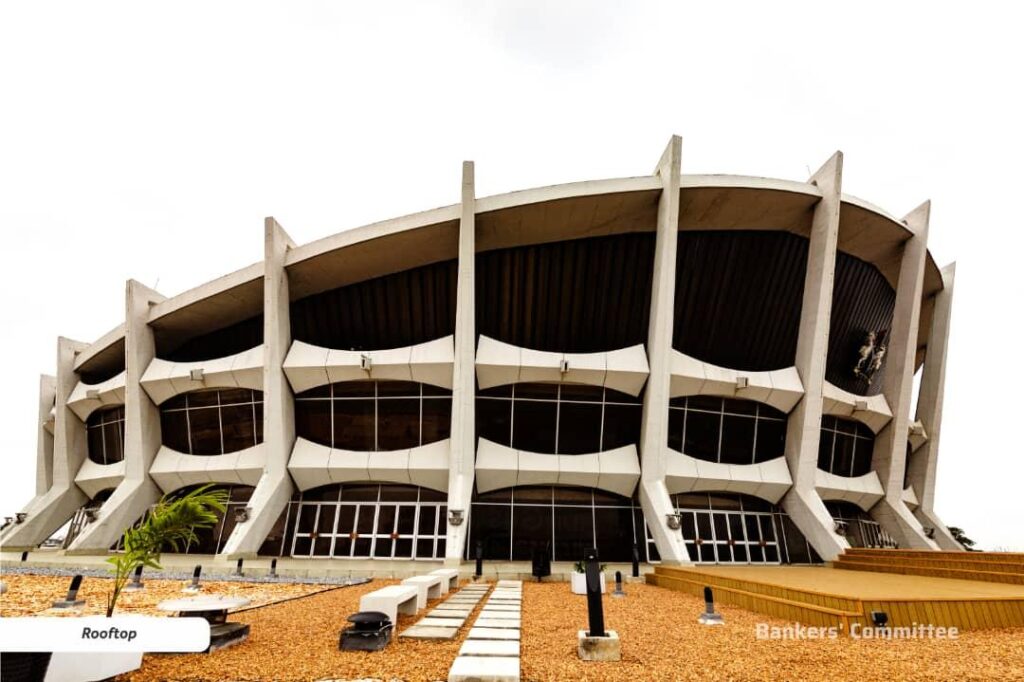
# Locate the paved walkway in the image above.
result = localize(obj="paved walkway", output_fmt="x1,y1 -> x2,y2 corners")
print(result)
448,579 -> 522,682
399,583 -> 491,640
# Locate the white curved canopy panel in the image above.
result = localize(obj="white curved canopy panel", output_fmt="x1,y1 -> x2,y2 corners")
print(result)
822,382 -> 892,433
473,438 -> 640,498
74,459 -> 126,499
664,449 -> 793,504
149,443 -> 266,493
283,337 -> 454,395
813,468 -> 885,511
669,351 -> 804,413
475,336 -> 649,396
68,371 -> 127,421
141,346 -> 263,406
287,437 -> 449,493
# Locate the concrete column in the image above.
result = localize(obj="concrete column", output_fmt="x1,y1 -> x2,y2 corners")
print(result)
779,152 -> 849,561
868,202 -> 939,549
36,374 -> 57,496
638,135 -> 689,564
1,340 -> 88,548
443,161 -> 477,566
223,217 -> 297,557
907,262 -> 961,550
70,281 -> 166,552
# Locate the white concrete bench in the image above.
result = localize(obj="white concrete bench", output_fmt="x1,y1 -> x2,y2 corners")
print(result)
358,585 -> 419,626
428,568 -> 460,594
401,574 -> 444,610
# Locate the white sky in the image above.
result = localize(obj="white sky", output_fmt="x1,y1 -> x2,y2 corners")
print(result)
1,1 -> 1021,551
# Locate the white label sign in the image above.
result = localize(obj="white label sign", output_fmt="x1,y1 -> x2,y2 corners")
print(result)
0,616 -> 210,652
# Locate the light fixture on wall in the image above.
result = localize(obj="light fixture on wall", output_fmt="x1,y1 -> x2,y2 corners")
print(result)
190,368 -> 205,381
86,389 -> 100,400
833,520 -> 848,536
15,512 -> 28,524
735,376 -> 749,389
560,359 -> 569,374
360,354 -> 373,371
853,400 -> 868,412
923,526 -> 936,539
448,509 -> 465,526
84,508 -> 99,522
665,513 -> 681,531
234,507 -> 251,523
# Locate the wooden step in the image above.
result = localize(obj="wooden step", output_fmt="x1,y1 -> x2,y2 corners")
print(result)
654,566 -> 862,612
835,554 -> 1024,575
833,559 -> 1024,585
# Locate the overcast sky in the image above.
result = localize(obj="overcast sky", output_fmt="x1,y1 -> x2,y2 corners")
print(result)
1,1 -> 1021,551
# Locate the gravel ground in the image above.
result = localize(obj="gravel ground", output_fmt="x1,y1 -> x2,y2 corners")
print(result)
1,564 -> 364,585
0,573 -> 352,617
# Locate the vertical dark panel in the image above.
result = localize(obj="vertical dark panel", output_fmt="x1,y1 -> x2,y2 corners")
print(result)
673,231 -> 808,370
826,251 -> 896,395
163,315 -> 264,362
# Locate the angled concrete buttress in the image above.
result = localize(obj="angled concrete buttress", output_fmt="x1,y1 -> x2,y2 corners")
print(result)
2,342 -> 87,548
779,152 -> 850,561
868,203 -> 939,549
69,281 -> 166,552
906,262 -> 961,550
222,217 -> 298,557
445,161 -> 477,567
638,135 -> 690,564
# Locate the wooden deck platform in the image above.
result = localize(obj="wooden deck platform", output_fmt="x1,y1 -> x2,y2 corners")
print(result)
648,564 -> 1024,632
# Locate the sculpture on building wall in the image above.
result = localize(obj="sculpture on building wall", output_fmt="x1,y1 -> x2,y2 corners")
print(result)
854,330 -> 887,385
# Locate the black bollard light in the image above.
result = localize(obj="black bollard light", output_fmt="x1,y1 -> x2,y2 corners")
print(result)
125,564 -> 145,591
474,539 -> 483,579
612,570 -> 625,598
698,586 -> 724,625
270,558 -> 278,578
52,574 -> 85,608
235,558 -> 244,577
584,548 -> 606,637
184,564 -> 203,592
631,544 -> 640,578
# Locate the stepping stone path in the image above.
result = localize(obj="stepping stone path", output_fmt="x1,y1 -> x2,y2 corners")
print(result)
400,582 -> 491,641
448,580 -> 522,682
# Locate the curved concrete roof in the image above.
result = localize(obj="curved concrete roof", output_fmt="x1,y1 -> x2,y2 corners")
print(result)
71,173 -> 943,373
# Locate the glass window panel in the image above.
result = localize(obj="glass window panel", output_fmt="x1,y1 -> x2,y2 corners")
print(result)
680,513 -> 697,541
817,430 -> 834,470
217,388 -> 254,406
748,545 -> 764,562
594,507 -> 635,562
296,384 -> 331,399
292,536 -> 312,556
162,394 -> 188,410
511,505 -> 552,561
254,401 -> 264,443
781,516 -> 811,563
102,419 -> 123,463
258,505 -> 290,557
554,506 -> 594,562
421,384 -> 452,397
304,486 -> 341,502
732,544 -> 748,562
832,433 -> 855,476
706,494 -> 743,511
220,403 -> 257,453
87,425 -> 106,465
421,397 -> 452,445
353,538 -> 372,556
418,488 -> 447,502
378,485 -> 418,502
754,418 -> 787,462
551,486 -> 592,505
590,489 -> 630,507
160,410 -> 191,454
332,381 -> 376,398
558,384 -> 604,402
313,536 -> 333,556
667,407 -> 684,452
295,400 -> 332,447
477,385 -> 512,398
669,396 -> 688,409
188,407 -> 222,455
512,399 -> 557,453
605,387 -> 641,404
698,543 -> 716,561
721,398 -> 758,416
372,537 -> 393,558
333,399 -> 375,451
436,538 -> 446,557
851,444 -> 873,477
476,397 -> 512,446
355,506 -> 376,533
695,513 -> 713,540
513,486 -> 552,503
514,383 -> 559,400
741,496 -> 772,512
728,514 -> 745,541
715,543 -> 733,562
557,402 -> 602,454
417,506 -> 436,535
296,506 -> 317,533
470,502 -> 511,560
229,486 -> 254,503
719,414 -> 756,465
332,537 -> 353,557
375,505 -> 397,534
475,488 -> 513,502
602,404 -> 642,451
376,380 -> 420,397
336,505 -> 356,534
416,538 -> 435,559
682,409 -> 720,462
377,398 -> 420,450
395,538 -> 414,558
340,484 -> 378,502
674,493 -> 709,510
316,505 -> 337,533
764,545 -> 780,562
187,390 -> 221,409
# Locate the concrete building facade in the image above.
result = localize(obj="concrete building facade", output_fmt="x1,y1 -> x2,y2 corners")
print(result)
1,137 -> 959,567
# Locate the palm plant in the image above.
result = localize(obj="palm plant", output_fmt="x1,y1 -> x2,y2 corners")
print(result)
948,526 -> 978,552
105,484 -> 228,616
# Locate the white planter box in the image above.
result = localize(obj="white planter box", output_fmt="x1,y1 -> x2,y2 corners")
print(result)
570,571 -> 607,595
46,651 -> 143,681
